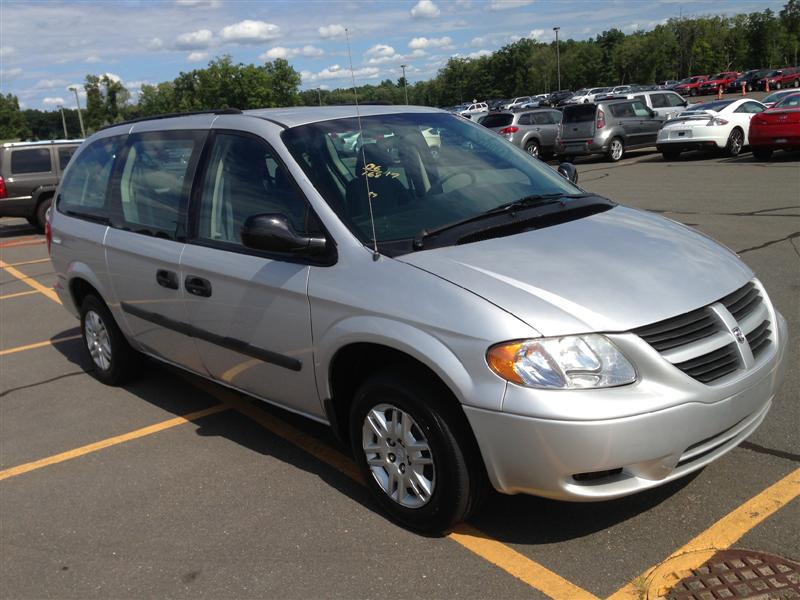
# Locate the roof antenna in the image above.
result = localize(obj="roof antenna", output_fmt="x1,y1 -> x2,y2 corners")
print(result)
345,27 -> 380,260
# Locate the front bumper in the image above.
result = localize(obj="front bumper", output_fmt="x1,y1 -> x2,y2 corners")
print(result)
464,312 -> 789,501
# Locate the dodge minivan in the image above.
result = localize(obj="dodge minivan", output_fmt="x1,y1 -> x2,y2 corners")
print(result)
50,106 -> 788,533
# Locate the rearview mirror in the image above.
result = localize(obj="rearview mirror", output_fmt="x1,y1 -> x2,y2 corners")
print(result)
557,162 -> 578,184
241,214 -> 327,255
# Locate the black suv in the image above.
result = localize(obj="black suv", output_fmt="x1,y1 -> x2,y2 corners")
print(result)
0,140 -> 82,230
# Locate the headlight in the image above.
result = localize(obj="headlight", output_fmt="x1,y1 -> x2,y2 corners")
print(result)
487,335 -> 636,390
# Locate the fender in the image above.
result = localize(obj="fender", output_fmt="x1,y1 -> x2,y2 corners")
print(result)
32,184 -> 58,206
64,261 -> 127,331
315,315 -> 504,412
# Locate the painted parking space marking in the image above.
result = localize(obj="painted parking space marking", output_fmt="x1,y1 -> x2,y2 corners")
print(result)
0,289 -> 40,301
0,335 -> 82,357
0,404 -> 229,481
0,259 -> 60,304
0,239 -> 45,249
2,258 -> 51,267
609,467 -> 800,599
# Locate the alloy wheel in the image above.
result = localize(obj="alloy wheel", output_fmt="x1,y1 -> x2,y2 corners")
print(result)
362,403 -> 436,509
611,139 -> 623,161
526,142 -> 540,157
84,309 -> 112,371
728,129 -> 743,155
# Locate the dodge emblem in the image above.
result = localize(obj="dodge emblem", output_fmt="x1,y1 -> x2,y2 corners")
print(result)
732,326 -> 746,343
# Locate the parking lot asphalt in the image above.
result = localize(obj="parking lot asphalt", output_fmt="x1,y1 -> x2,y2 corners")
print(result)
1,148 -> 798,599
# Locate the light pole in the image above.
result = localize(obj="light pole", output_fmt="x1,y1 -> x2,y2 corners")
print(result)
317,87 -> 322,106
57,105 -> 68,138
68,86 -> 86,138
400,64 -> 409,104
553,27 -> 561,91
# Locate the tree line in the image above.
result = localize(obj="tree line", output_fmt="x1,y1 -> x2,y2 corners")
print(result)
1,1 -> 798,140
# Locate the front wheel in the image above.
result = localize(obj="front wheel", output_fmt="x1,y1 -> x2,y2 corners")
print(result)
80,295 -> 141,385
747,83 -> 753,92
690,88 -> 697,96
350,368 -> 485,534
524,139 -> 541,158
752,148 -> 773,161
725,128 -> 744,157
606,137 -> 624,162
775,82 -> 782,90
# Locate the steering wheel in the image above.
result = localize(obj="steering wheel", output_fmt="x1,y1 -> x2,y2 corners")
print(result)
439,170 -> 476,190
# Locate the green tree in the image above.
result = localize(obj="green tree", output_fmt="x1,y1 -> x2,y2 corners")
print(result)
0,94 -> 30,140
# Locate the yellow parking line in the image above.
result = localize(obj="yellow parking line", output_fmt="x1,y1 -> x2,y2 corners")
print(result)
3,258 -> 51,267
0,404 -> 229,481
0,335 -> 82,357
184,375 -> 598,600
608,466 -> 800,599
0,259 -> 61,304
0,290 -> 40,301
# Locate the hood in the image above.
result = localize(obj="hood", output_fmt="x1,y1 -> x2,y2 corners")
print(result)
397,206 -> 752,336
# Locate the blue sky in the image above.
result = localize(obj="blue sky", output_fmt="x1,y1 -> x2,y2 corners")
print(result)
0,0 -> 785,110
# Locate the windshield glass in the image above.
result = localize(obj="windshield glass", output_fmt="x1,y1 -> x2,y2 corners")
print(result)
282,112 -> 578,245
481,113 -> 514,128
775,93 -> 800,108
764,91 -> 792,103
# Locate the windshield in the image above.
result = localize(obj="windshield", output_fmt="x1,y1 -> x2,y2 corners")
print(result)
282,112 -> 578,246
775,93 -> 800,108
764,90 -> 793,103
481,113 -> 514,128
767,70 -> 781,77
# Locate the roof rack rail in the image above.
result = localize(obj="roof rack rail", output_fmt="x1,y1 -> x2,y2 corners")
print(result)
99,108 -> 243,131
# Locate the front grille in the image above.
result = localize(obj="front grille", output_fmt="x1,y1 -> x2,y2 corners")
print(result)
673,343 -> 740,383
633,307 -> 718,352
747,320 -> 772,358
634,280 -> 773,385
721,281 -> 761,321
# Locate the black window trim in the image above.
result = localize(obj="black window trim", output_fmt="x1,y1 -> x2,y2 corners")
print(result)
185,128 -> 337,267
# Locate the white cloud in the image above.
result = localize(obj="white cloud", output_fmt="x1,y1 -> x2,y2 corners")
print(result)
301,64 -> 379,83
318,24 -> 346,39
85,55 -> 102,63
146,37 -> 164,51
187,51 -> 209,62
175,0 -> 220,5
43,97 -> 65,106
103,72 -> 122,83
1,67 -> 23,80
467,49 -> 491,59
219,20 -> 280,43
489,0 -> 534,10
470,36 -> 487,47
410,0 -> 440,19
408,36 -> 453,50
529,28 -> 545,39
259,45 -> 324,60
0,46 -> 14,57
175,29 -> 214,50
34,78 -> 69,90
366,44 -> 396,58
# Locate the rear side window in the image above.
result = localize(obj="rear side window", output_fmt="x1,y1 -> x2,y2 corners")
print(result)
10,148 -> 51,174
609,102 -> 635,118
517,113 -> 533,125
650,94 -> 669,108
481,114 -> 513,128
735,102 -> 765,114
118,132 -> 203,238
563,105 -> 596,123
58,147 -> 77,170
196,133 -> 316,246
532,112 -> 552,125
58,136 -> 125,217
665,93 -> 685,107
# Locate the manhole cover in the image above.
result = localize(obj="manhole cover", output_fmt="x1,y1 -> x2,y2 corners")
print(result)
667,549 -> 800,600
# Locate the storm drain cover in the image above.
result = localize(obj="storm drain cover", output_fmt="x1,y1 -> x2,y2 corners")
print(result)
667,549 -> 800,600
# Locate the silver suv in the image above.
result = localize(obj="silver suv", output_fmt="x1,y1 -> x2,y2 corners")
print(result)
481,109 -> 561,158
50,106 -> 788,534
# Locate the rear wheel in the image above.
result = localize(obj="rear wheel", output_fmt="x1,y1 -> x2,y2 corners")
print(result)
752,148 -> 773,161
794,79 -> 799,88
662,149 -> 681,161
775,82 -> 782,90
690,88 -> 697,97
80,295 -> 141,385
35,196 -> 52,232
524,139 -> 540,158
349,368 -> 485,534
606,137 -> 624,162
725,128 -> 744,157
746,83 -> 753,92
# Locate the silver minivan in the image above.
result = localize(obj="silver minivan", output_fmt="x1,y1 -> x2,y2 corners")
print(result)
50,106 -> 788,534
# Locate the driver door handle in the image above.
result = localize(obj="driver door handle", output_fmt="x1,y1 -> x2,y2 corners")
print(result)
156,269 -> 179,290
185,275 -> 212,298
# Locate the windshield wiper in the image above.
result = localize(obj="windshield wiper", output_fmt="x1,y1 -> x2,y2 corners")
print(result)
413,193 -> 591,250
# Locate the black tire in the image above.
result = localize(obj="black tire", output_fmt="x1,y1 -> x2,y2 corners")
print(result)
752,148 -> 773,161
746,83 -> 753,92
662,149 -> 681,161
349,367 -> 486,534
26,217 -> 39,228
725,128 -> 744,157
35,196 -> 52,232
794,79 -> 799,88
79,294 -> 141,385
606,137 -> 625,162
524,139 -> 541,158
690,88 -> 697,96
775,82 -> 782,90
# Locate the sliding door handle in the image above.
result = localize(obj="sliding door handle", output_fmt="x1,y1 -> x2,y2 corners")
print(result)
156,269 -> 179,290
185,275 -> 212,298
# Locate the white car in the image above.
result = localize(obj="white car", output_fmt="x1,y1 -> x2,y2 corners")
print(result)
656,98 -> 766,159
459,102 -> 489,121
570,87 -> 611,103
502,96 -> 532,110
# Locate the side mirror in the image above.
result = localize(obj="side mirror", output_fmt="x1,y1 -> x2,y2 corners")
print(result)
241,214 -> 327,255
557,162 -> 578,184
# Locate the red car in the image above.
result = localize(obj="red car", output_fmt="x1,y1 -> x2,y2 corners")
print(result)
756,67 -> 800,90
672,75 -> 710,96
749,92 -> 800,160
698,71 -> 741,95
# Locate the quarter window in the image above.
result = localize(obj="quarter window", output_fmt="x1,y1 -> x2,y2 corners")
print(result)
118,133 -> 201,237
58,147 -> 77,170
632,101 -> 651,117
58,136 -> 125,216
666,93 -> 686,107
518,113 -> 532,125
650,94 -> 669,108
10,148 -> 51,174
196,133 -> 316,246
